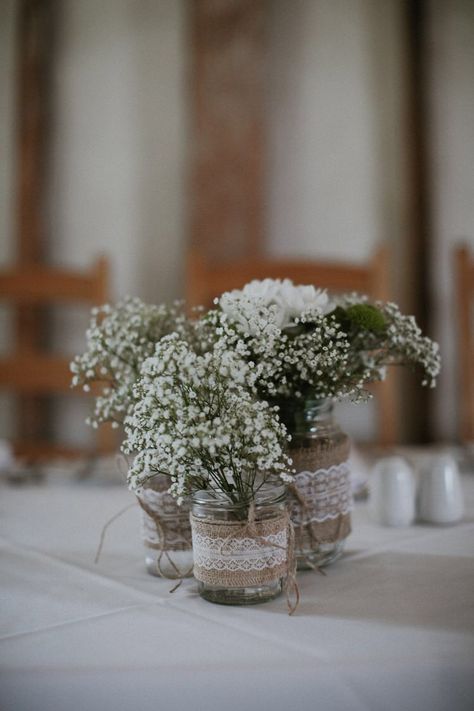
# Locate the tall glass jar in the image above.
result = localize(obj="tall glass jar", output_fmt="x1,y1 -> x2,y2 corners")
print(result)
136,475 -> 193,579
190,485 -> 288,606
276,398 -> 352,569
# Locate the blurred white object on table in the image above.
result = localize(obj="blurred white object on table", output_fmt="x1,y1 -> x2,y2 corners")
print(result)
417,453 -> 464,524
369,456 -> 416,527
0,439 -> 14,472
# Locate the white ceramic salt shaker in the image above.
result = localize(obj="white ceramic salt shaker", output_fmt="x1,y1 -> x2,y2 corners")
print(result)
369,456 -> 416,527
417,454 -> 464,524
0,439 -> 14,471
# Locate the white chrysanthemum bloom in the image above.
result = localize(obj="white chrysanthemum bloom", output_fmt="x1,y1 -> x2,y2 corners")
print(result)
219,278 -> 329,334
273,279 -> 329,326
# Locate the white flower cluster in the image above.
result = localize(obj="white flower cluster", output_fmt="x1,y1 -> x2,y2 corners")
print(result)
210,279 -> 364,400
328,294 -> 441,387
208,279 -> 441,403
71,280 -> 440,507
370,301 -> 441,387
122,334 -> 293,503
71,297 -> 196,428
219,278 -> 329,334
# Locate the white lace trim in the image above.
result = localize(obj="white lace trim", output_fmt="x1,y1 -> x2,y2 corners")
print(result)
137,487 -> 190,548
291,460 -> 353,526
192,529 -> 287,572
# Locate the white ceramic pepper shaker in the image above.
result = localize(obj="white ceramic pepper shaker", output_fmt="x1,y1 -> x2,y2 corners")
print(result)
369,456 -> 416,527
417,454 -> 464,524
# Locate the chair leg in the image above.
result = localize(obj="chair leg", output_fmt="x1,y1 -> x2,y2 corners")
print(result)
375,374 -> 399,447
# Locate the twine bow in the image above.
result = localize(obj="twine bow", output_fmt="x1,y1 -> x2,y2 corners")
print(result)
136,497 -> 194,588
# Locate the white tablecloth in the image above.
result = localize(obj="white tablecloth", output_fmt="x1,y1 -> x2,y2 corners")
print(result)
1,475 -> 474,711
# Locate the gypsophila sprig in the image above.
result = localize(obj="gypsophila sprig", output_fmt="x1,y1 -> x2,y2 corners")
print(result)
71,297 -> 198,428
122,334 -> 294,505
205,279 -> 440,404
331,296 -> 441,388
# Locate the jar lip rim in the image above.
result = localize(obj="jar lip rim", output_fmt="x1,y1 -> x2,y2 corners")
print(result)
192,483 -> 286,508
272,396 -> 333,405
272,397 -> 335,414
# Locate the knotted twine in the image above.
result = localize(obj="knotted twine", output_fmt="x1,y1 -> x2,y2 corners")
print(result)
95,456 -> 192,585
136,496 -> 193,581
288,436 -> 352,567
191,503 -> 300,615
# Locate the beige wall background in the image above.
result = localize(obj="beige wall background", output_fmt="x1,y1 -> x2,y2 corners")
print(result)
427,0 -> 474,441
0,0 -> 473,444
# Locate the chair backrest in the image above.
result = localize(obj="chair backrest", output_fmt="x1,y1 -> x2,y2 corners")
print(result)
455,244 -> 474,442
0,256 -> 114,459
186,245 -> 397,445
187,245 -> 390,308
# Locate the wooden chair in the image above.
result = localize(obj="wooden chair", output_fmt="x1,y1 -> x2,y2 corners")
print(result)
0,256 -> 114,460
455,244 -> 474,442
186,245 -> 397,445
187,246 -> 391,307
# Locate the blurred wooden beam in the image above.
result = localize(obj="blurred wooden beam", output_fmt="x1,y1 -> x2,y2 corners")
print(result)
190,0 -> 266,261
15,0 -> 53,265
404,0 -> 432,442
14,0 -> 55,440
455,245 -> 474,442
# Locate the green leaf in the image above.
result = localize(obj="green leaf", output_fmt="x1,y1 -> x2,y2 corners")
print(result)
345,304 -> 387,333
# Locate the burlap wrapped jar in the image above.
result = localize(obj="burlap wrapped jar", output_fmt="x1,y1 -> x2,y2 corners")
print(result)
276,398 -> 353,569
136,474 -> 193,579
190,484 -> 297,609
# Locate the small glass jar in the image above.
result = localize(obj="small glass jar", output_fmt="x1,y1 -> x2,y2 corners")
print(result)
276,398 -> 352,569
137,475 -> 193,579
191,485 -> 288,605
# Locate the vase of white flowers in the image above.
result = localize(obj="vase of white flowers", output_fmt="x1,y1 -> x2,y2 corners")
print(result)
203,279 -> 441,569
123,335 -> 296,607
71,297 -> 198,577
74,281 -> 440,585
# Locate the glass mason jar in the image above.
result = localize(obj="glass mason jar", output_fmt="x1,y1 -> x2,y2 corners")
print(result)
136,475 -> 193,579
276,398 -> 352,569
190,484 -> 288,606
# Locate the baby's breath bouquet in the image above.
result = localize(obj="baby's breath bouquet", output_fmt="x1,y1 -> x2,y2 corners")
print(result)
123,334 -> 293,506
71,296 -> 200,430
202,279 -> 441,404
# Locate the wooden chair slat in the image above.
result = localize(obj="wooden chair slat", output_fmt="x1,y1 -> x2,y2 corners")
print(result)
187,245 -> 391,307
0,355 -> 72,393
0,257 -> 114,459
0,257 -> 109,305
